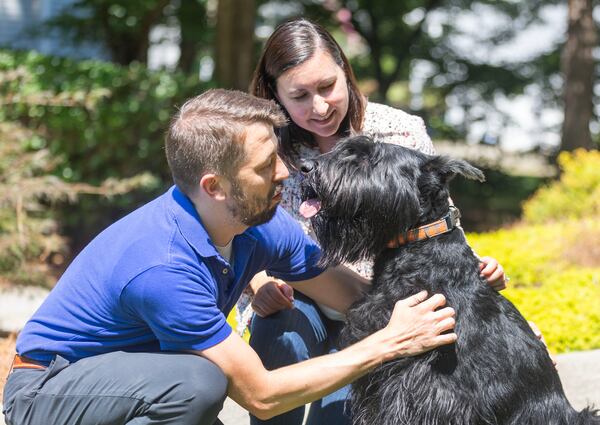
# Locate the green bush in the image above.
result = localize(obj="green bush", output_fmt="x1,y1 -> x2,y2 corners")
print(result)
450,168 -> 545,231
0,49 -> 206,184
507,269 -> 600,353
0,49 -> 209,246
522,149 -> 600,223
467,218 -> 600,354
0,121 -> 158,287
466,148 -> 600,354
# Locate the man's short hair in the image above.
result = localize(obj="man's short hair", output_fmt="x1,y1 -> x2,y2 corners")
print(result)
165,89 -> 287,195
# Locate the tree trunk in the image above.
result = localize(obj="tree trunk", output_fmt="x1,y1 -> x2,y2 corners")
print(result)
561,0 -> 597,151
177,0 -> 208,74
100,0 -> 170,66
215,0 -> 256,90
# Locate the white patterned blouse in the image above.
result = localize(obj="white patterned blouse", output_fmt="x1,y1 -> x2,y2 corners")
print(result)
234,102 -> 436,333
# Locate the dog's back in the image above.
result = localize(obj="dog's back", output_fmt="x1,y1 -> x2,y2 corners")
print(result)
344,230 -> 597,425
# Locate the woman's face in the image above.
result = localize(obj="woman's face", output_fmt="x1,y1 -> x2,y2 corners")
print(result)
275,49 -> 349,141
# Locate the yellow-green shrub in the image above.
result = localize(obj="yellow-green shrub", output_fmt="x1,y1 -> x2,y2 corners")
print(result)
523,149 -> 600,224
504,269 -> 600,353
468,219 -> 600,354
226,309 -> 250,343
477,149 -> 600,354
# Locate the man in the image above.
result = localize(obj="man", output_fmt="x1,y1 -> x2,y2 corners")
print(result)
2,89 -> 457,425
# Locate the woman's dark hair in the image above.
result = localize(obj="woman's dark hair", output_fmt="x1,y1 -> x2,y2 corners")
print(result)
250,18 -> 366,169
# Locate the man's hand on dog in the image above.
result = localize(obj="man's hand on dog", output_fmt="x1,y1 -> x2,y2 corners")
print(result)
379,291 -> 457,360
479,256 -> 507,291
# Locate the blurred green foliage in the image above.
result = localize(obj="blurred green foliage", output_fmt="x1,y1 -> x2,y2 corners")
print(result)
0,49 -> 206,183
451,168 -> 545,231
0,49 -> 209,247
0,121 -> 159,287
468,149 -> 600,353
468,219 -> 600,353
522,149 -> 600,223
0,123 -> 64,287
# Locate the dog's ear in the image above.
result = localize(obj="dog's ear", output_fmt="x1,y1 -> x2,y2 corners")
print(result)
424,155 -> 485,183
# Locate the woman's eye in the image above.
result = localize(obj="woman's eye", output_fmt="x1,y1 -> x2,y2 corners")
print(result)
291,93 -> 307,100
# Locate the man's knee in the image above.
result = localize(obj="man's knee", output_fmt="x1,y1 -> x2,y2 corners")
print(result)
159,355 -> 227,424
175,355 -> 227,400
251,327 -> 310,368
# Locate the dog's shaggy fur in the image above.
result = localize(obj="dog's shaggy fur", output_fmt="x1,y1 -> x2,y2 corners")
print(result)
301,136 -> 599,425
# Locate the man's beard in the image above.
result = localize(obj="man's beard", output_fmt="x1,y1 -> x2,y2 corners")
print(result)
227,178 -> 281,227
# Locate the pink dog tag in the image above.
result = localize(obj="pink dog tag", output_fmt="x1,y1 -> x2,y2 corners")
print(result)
299,199 -> 321,218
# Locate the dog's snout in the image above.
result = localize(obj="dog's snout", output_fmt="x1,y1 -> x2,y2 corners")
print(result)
299,159 -> 316,174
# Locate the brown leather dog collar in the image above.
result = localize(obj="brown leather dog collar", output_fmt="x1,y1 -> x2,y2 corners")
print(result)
388,206 -> 461,248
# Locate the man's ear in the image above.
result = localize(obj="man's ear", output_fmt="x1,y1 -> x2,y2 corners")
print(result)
200,174 -> 228,201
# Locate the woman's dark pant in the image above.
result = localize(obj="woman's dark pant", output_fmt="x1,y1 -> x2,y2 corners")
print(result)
2,351 -> 227,425
249,292 -> 351,425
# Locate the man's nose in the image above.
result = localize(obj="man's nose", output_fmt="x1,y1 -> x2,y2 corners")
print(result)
274,156 -> 289,181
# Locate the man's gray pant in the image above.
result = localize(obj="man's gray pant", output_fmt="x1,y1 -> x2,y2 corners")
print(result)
2,351 -> 227,425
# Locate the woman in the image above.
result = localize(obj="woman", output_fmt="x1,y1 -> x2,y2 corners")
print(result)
240,18 -> 506,425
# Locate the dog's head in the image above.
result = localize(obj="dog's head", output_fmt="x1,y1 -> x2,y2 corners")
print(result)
300,135 -> 484,267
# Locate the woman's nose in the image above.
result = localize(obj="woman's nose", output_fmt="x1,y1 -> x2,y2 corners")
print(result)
312,96 -> 328,116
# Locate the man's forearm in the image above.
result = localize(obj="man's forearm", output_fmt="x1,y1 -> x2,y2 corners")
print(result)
202,292 -> 456,420
248,329 -> 389,419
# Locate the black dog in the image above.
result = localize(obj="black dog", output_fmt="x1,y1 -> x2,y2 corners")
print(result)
300,136 -> 599,425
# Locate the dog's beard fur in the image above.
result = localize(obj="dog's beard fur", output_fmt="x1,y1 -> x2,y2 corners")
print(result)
302,139 -> 418,267
301,136 -> 600,425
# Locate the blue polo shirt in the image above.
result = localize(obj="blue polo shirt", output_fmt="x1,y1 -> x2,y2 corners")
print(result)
17,186 -> 324,363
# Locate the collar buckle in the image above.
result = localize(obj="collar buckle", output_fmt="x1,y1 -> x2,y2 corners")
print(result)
445,206 -> 461,229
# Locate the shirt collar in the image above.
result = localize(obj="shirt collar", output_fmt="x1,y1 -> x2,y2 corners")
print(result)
168,185 -> 221,258
167,185 -> 256,261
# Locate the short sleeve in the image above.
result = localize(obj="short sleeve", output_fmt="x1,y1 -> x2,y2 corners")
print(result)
258,207 -> 325,282
122,265 -> 232,351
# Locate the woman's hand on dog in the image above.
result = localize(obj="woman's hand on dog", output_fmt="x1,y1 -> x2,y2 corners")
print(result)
380,291 -> 457,361
250,275 -> 295,317
479,256 -> 507,291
